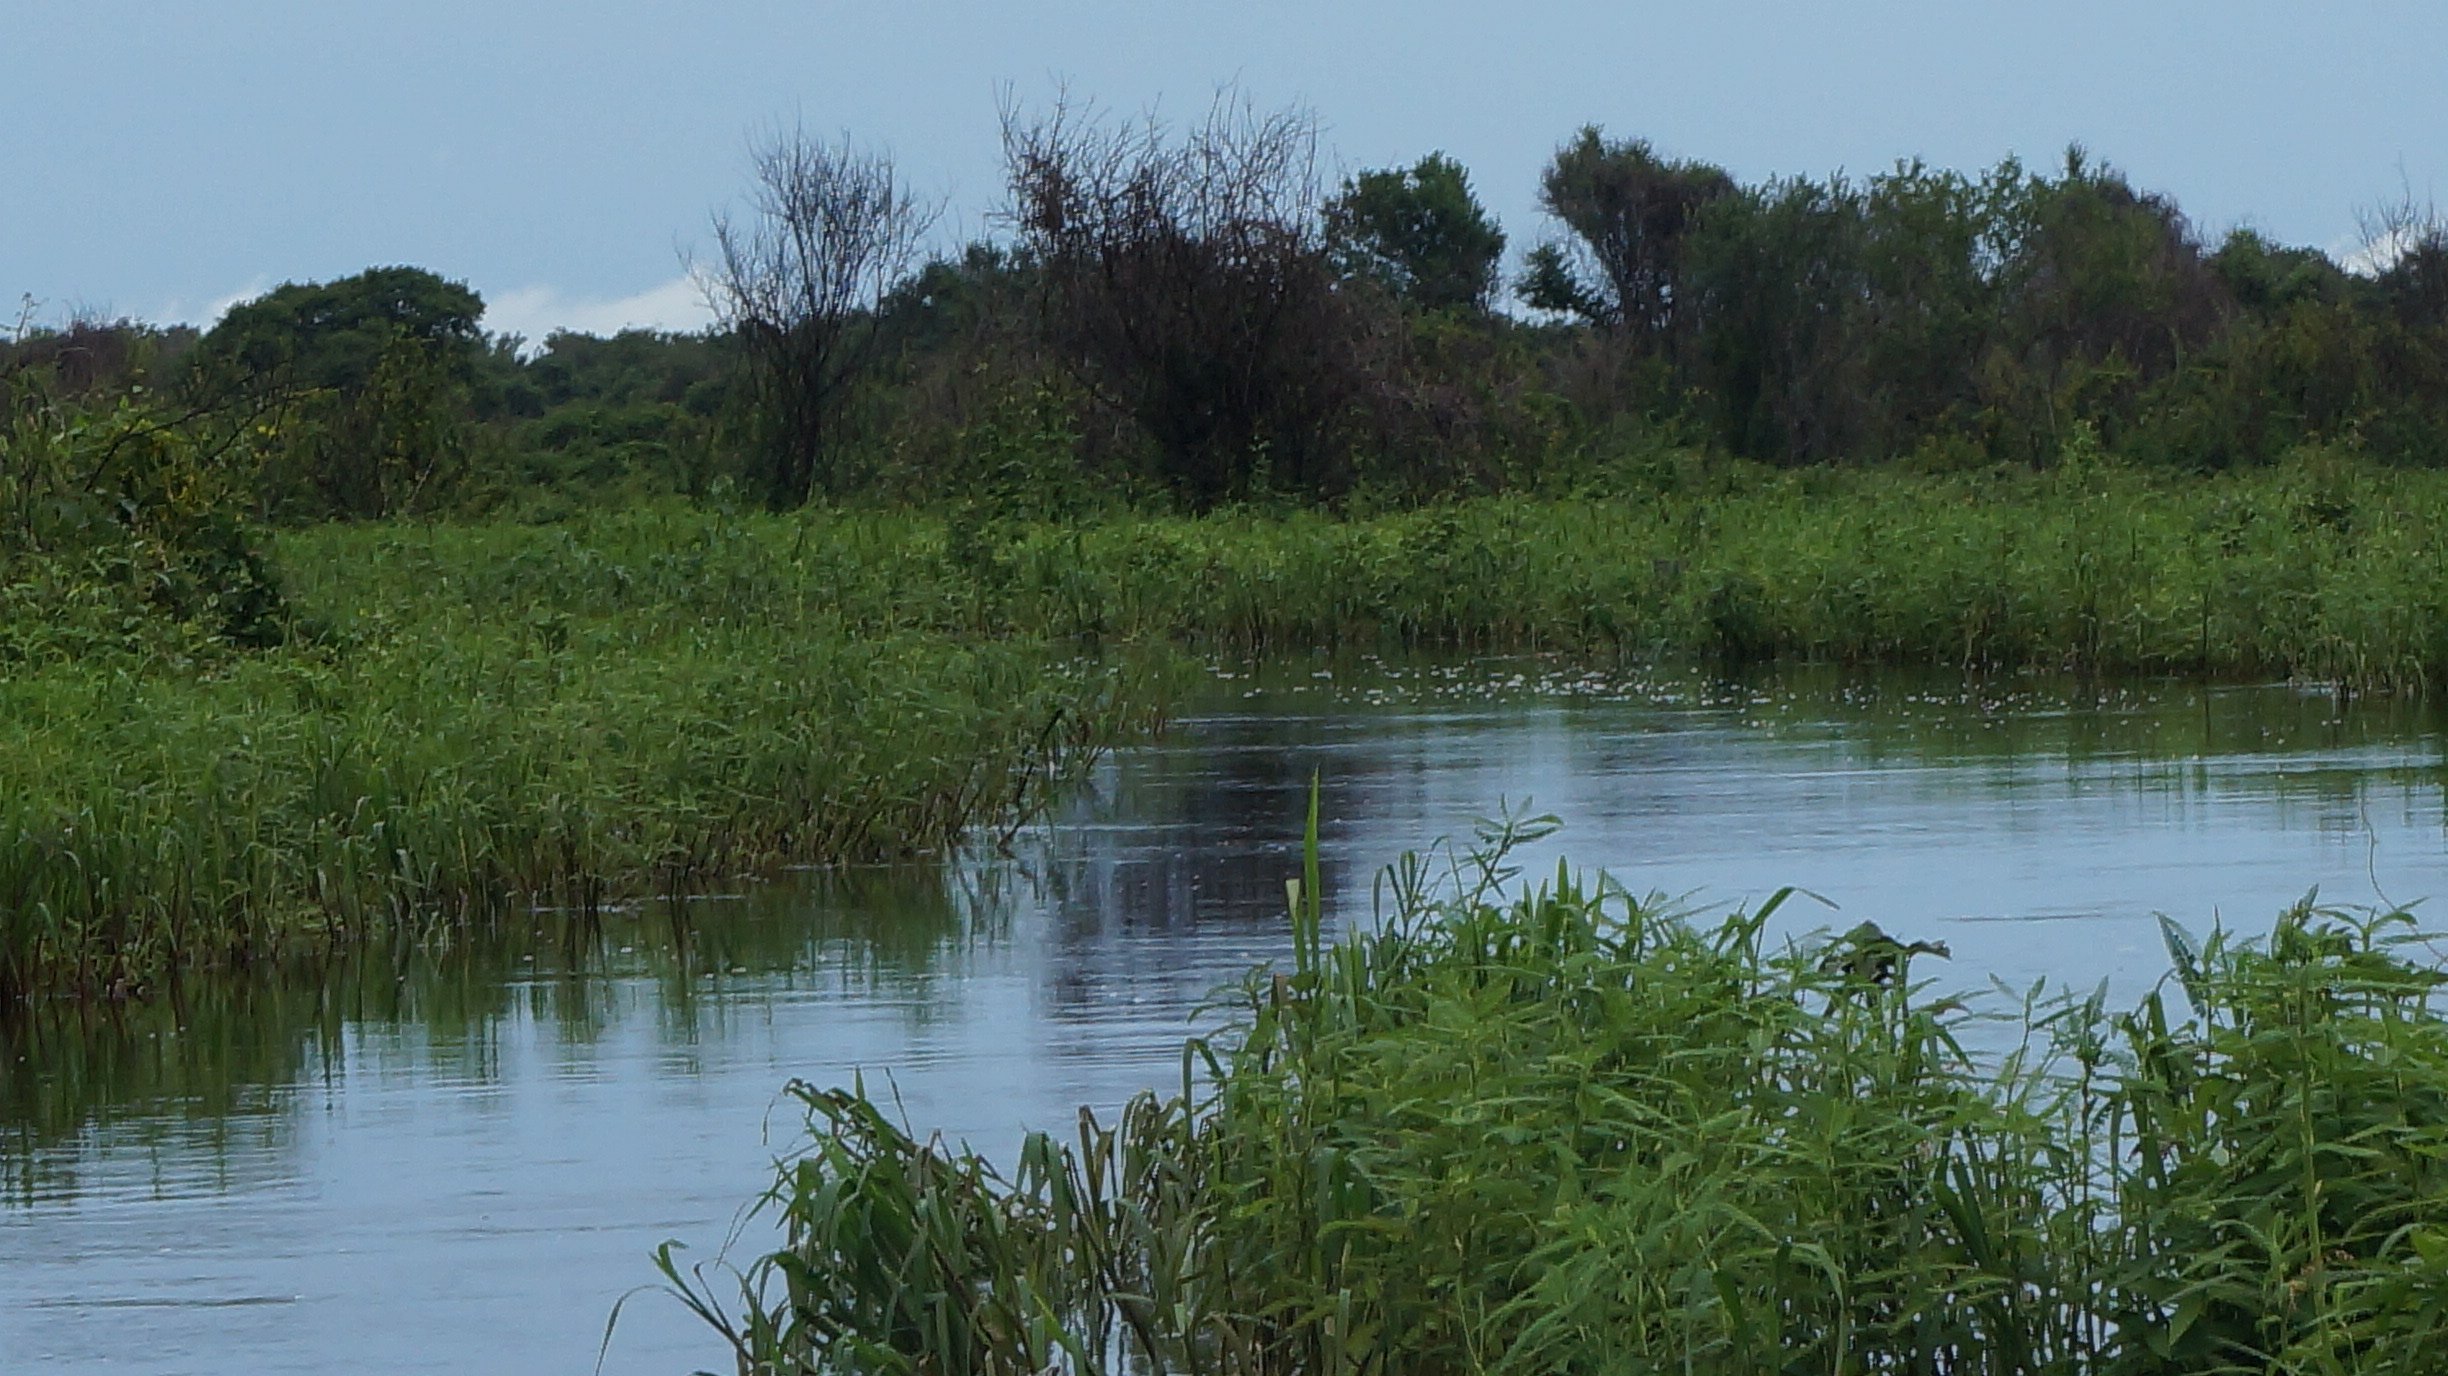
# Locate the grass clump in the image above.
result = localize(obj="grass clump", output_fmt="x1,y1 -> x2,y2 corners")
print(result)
0,507 -> 1181,1003
670,812 -> 2448,1374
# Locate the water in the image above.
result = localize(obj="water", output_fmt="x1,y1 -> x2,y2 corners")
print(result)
6,658 -> 2447,1374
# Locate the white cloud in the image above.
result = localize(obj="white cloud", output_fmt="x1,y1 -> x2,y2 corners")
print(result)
131,276 -> 270,330
2330,231 -> 2398,278
480,273 -> 714,345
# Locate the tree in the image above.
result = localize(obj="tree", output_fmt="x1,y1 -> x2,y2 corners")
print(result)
195,265 -> 484,394
1682,174 -> 1875,462
707,125 -> 936,508
1520,127 -> 1733,345
189,266 -> 486,520
1682,161 -> 2011,464
0,314 -> 199,396
7,334 -> 286,657
872,242 -> 1033,360
1975,149 -> 2227,460
2210,229 -> 2351,317
1324,153 -> 1506,312
2359,190 -> 2448,331
1003,90 -> 1368,507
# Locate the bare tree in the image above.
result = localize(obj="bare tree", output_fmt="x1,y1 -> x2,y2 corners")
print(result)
1002,90 -> 1367,507
2357,182 -> 2448,330
708,126 -> 936,507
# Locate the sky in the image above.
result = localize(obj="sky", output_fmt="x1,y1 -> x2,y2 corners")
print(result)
7,2 -> 2443,342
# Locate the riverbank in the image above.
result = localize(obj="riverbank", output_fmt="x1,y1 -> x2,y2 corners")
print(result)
973,449 -> 2448,687
10,452 -> 2448,1001
0,510 -> 1180,1003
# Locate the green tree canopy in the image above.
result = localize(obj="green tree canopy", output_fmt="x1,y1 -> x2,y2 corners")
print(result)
1521,127 -> 1734,340
1323,153 -> 1506,312
193,265 -> 485,395
2210,229 -> 2351,317
189,266 -> 487,520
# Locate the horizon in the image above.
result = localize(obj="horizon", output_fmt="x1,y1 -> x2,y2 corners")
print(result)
7,3 -> 2443,341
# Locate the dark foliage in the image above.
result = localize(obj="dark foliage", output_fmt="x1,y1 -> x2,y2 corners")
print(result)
1522,126 -> 1735,346
187,266 -> 487,520
707,125 -> 935,508
1002,92 -> 1381,508
36,114 -> 2448,527
1325,153 -> 1507,313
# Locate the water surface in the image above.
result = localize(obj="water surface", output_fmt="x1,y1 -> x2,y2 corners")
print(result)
6,659 -> 2446,1374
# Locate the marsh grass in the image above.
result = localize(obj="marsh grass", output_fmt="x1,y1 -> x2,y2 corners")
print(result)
0,507 -> 1182,1002
971,451 -> 2448,691
15,449 -> 2448,1003
668,804 -> 2448,1374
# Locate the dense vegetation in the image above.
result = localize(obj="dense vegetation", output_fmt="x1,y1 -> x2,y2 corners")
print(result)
12,106 -> 2448,523
16,98 -> 2448,1373
12,458 -> 2448,1001
7,102 -> 2447,1001
665,816 -> 2448,1374
0,507 -> 1176,1003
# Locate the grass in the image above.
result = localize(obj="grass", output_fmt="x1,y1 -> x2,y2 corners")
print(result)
0,507 -> 1181,1002
964,447 -> 2448,690
14,447 -> 2448,1002
290,446 -> 2448,694
666,806 -> 2448,1375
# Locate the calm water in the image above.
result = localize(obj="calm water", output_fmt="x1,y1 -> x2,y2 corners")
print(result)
6,659 -> 2448,1374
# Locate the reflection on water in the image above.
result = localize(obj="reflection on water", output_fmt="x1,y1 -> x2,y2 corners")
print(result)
4,659 -> 2445,1374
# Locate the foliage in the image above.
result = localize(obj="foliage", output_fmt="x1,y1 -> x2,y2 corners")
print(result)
55,119 -> 2448,514
189,266 -> 487,520
192,265 -> 485,394
0,508 -> 1181,1003
24,446 -> 2448,1001
1522,125 -> 1734,341
671,816 -> 2448,1373
1324,152 -> 1506,312
0,369 -> 285,667
910,457 -> 2448,692
1002,91 -> 1375,508
0,309 -> 199,396
2101,902 -> 2448,1371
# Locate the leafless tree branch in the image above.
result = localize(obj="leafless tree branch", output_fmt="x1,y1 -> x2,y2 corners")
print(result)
707,125 -> 938,506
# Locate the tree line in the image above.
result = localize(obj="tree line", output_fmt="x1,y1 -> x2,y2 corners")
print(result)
10,94 -> 2448,533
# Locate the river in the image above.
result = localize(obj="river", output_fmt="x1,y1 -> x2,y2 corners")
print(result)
5,657 -> 2446,1374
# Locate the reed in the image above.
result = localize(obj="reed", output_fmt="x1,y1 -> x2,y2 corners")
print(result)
287,448 -> 2448,694
16,447 -> 2448,1002
965,447 -> 2448,691
671,809 -> 2448,1373
0,507 -> 1181,1002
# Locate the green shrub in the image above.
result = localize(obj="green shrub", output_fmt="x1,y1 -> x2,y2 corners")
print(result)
673,815 -> 2448,1374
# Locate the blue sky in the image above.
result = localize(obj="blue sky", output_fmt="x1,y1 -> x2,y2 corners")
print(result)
7,2 -> 2441,341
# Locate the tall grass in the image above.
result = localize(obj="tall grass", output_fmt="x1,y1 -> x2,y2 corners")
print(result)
14,448 -> 2448,1002
0,507 -> 1180,1002
670,813 -> 2448,1374
293,448 -> 2448,695
965,448 -> 2448,690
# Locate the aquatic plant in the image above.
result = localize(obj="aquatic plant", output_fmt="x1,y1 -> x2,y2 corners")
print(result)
17,450 -> 2448,1004
950,452 -> 2448,692
0,507 -> 1182,1003
670,812 -> 2448,1373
